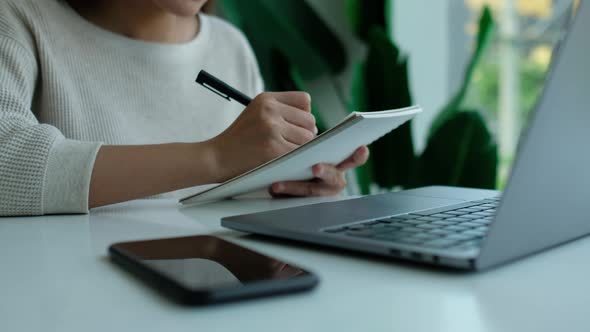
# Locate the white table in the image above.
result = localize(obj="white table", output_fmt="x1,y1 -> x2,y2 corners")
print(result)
1,196 -> 589,332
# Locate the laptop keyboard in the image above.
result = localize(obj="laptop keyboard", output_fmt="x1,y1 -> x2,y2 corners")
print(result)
322,197 -> 500,250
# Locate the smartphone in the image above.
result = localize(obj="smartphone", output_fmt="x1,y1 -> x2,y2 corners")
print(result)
109,235 -> 318,305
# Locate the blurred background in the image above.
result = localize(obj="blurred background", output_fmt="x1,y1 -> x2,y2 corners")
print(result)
209,0 -> 577,194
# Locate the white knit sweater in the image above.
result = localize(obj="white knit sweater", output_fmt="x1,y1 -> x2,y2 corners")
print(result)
0,0 -> 263,216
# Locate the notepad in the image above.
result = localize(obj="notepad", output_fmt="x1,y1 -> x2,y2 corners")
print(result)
180,105 -> 422,206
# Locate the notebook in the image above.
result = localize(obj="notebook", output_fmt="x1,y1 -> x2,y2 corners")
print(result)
180,105 -> 422,206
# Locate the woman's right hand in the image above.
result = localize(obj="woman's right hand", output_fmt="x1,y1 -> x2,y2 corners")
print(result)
208,91 -> 317,182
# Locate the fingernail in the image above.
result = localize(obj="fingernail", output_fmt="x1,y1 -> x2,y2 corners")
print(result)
274,183 -> 283,193
314,126 -> 318,135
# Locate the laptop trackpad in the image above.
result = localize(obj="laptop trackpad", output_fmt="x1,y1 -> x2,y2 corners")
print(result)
223,191 -> 464,231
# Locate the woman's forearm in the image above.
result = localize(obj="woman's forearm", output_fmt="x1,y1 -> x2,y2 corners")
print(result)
89,142 -> 221,208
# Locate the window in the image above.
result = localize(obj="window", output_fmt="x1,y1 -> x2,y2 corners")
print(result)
462,0 -> 574,186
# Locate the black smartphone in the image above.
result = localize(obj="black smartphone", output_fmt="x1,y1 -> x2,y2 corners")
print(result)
108,235 -> 318,305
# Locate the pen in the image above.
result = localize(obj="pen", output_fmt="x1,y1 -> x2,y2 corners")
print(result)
196,70 -> 253,106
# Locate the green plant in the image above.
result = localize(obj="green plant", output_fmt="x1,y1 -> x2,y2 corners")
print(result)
414,8 -> 498,190
349,26 -> 415,190
348,1 -> 498,192
219,0 -> 499,192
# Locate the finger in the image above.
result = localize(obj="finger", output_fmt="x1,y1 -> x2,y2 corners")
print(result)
270,180 -> 341,197
279,104 -> 317,133
337,146 -> 370,171
268,91 -> 311,112
280,121 -> 315,146
312,164 -> 346,187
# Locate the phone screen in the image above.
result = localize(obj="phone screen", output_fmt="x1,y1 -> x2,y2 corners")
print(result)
111,235 -> 313,292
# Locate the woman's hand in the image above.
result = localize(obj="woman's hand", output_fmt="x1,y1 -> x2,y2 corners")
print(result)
208,92 -> 316,182
269,145 -> 369,197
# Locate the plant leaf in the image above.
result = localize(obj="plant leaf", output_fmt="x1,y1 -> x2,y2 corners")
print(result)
363,27 -> 416,188
349,62 -> 368,112
429,6 -> 495,136
345,0 -> 389,40
219,0 -> 347,84
416,111 -> 498,189
349,61 -> 373,194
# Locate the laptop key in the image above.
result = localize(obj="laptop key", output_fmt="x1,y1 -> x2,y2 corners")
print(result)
445,211 -> 467,216
431,220 -> 456,226
387,222 -> 410,228
400,219 -> 427,225
416,224 -> 439,229
460,214 -> 483,220
446,217 -> 471,223
416,216 -> 442,222
431,213 -> 456,218
401,227 -> 423,233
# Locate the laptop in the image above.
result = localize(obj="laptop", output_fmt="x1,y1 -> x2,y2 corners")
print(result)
222,2 -> 589,271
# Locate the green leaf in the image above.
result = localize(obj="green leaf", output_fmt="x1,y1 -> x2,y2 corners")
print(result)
346,0 -> 391,40
349,62 -> 368,113
349,61 -> 373,194
429,6 -> 495,136
219,0 -> 347,84
416,111 -> 498,188
363,27 -> 416,189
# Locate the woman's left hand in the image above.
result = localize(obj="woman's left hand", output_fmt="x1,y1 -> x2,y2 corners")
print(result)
269,146 -> 370,197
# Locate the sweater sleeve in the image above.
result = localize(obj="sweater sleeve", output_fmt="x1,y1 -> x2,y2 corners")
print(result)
0,36 -> 101,216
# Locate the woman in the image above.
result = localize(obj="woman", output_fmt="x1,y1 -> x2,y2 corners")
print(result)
0,0 -> 368,216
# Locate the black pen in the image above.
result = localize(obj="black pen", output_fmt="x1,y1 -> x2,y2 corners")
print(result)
196,70 -> 253,106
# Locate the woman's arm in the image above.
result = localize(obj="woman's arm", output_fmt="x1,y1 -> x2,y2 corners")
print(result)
89,143 -> 218,208
90,91 -> 318,208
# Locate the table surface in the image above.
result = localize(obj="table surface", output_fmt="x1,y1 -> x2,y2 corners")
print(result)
1,196 -> 589,332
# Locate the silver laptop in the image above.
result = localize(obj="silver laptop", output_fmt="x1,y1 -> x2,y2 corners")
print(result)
222,2 -> 589,271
